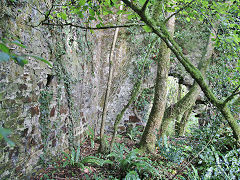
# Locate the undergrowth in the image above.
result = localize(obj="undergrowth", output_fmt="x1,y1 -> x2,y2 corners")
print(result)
33,119 -> 239,180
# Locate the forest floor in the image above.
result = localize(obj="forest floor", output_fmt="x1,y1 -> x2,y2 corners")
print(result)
32,131 -> 191,180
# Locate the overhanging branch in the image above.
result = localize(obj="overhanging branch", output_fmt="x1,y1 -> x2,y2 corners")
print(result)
41,22 -> 144,30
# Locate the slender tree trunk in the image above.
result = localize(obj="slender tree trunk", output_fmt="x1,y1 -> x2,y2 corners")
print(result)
177,107 -> 193,136
109,80 -> 142,151
139,8 -> 175,152
220,105 -> 240,147
109,37 -> 157,151
98,27 -> 120,153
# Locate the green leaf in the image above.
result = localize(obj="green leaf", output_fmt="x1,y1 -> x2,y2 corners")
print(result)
71,149 -> 76,164
63,161 -> 69,168
78,0 -> 86,6
186,17 -> 191,22
127,14 -> 136,20
89,9 -> 95,16
139,0 -> 145,6
29,55 -> 52,67
124,171 -> 141,180
117,10 -> 124,15
12,56 -> 28,67
89,16 -> 96,20
62,152 -> 70,160
0,43 -> 10,53
78,11 -> 84,18
49,15 -> 54,19
0,52 -> 10,62
0,127 -> 15,146
11,40 -> 27,48
103,11 -> 109,15
59,12 -> 68,20
96,23 -> 102,28
142,25 -> 152,32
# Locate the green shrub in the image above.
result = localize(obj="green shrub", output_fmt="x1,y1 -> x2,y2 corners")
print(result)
108,144 -> 159,179
62,146 -> 112,169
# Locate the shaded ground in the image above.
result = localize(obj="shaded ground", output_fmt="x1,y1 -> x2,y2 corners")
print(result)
32,132 -> 190,179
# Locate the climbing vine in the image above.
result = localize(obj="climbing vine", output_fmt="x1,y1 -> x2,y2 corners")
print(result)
39,88 -> 53,165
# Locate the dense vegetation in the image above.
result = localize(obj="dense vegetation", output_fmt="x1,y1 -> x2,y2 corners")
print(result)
0,0 -> 239,179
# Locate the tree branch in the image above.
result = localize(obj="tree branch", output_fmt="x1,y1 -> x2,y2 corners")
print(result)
164,0 -> 196,23
141,0 -> 150,13
223,84 -> 240,106
41,22 -> 144,29
122,0 -> 221,107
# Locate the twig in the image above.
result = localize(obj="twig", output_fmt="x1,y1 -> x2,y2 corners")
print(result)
164,0 -> 196,23
223,84 -> 240,106
30,2 -> 55,27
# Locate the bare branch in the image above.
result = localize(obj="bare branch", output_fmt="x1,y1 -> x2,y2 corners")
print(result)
164,0 -> 196,23
41,22 -> 144,30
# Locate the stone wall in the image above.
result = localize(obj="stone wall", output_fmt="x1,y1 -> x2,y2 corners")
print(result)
0,1 -> 134,178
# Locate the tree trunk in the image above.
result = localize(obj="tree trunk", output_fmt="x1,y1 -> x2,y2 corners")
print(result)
98,27 -> 120,153
160,25 -> 217,137
109,36 -> 157,151
122,0 -> 240,146
139,7 -> 175,152
174,83 -> 183,135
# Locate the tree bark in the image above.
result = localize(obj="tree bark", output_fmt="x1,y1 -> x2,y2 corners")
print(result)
98,26 -> 120,153
160,24 -> 217,137
174,83 -> 183,136
177,107 -> 193,136
139,5 -> 175,152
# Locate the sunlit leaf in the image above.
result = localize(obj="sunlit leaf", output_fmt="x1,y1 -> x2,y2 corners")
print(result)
128,14 -> 136,20
142,25 -> 152,32
0,43 -> 10,53
186,17 -> 191,22
78,0 -> 86,6
139,0 -> 145,6
58,12 -> 67,20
